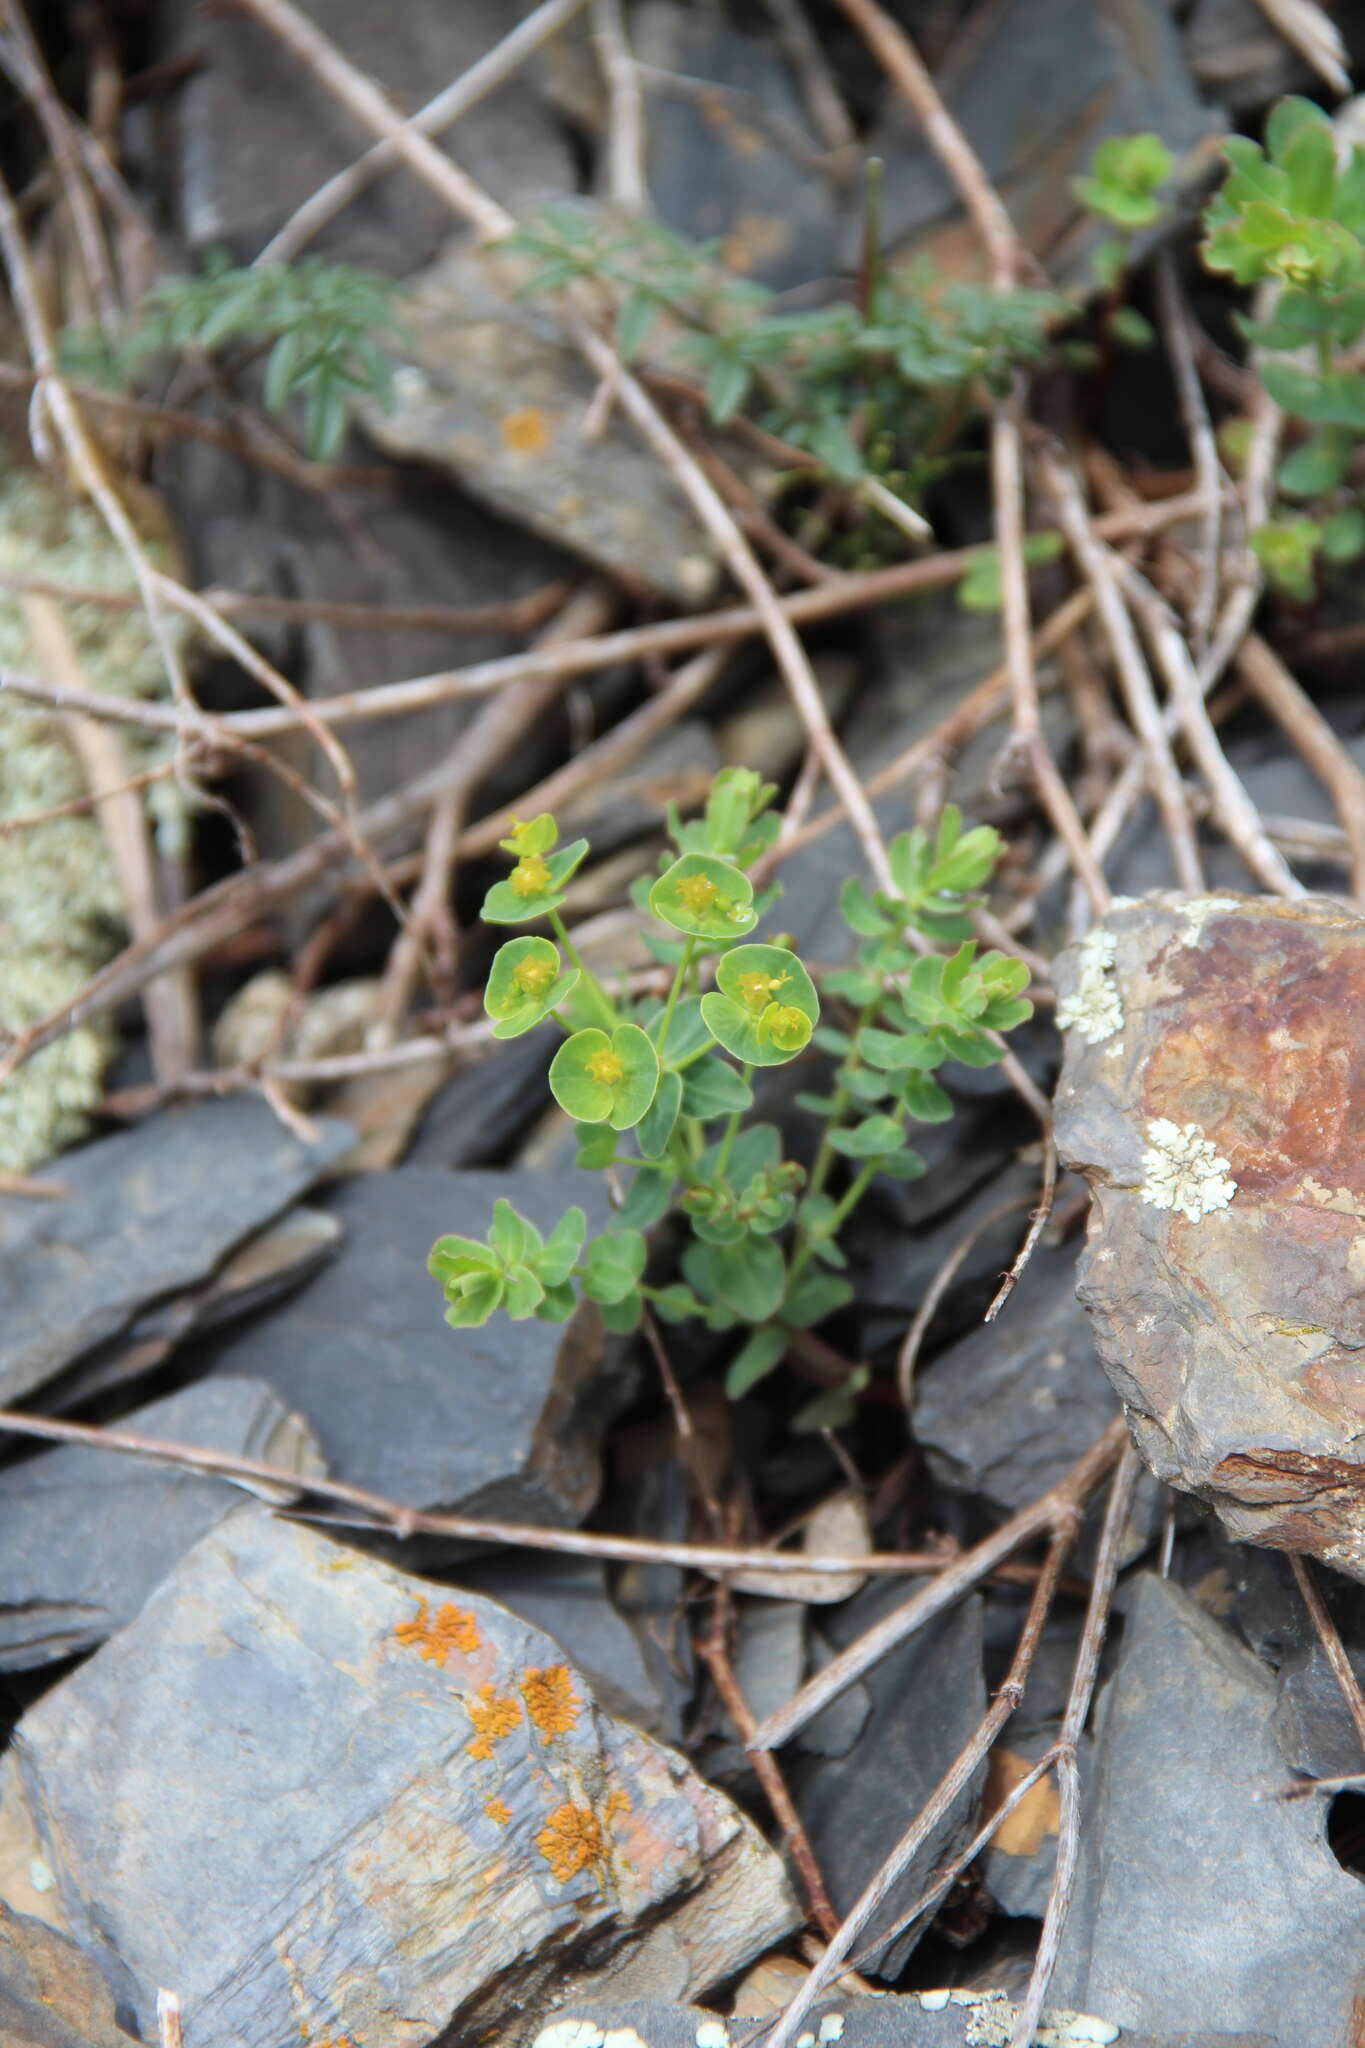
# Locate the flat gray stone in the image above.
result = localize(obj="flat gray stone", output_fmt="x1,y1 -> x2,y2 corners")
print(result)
200,1166 -> 616,1524
0,1377 -> 321,1669
528,1996 -> 1276,2047
629,2 -> 842,291
0,1901 -> 133,2048
916,1241 -> 1119,1512
0,1513 -> 797,2046
159,0 -> 572,271
1273,1638 -> 1365,1780
0,1097 -> 351,1407
1052,1575 -> 1365,2041
796,1588 -> 986,1974
359,240 -> 741,602
856,0 -> 1220,282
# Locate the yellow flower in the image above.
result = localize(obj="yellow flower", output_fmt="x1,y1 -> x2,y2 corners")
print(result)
509,855 -> 551,898
512,954 -> 555,997
735,968 -> 788,1013
761,1003 -> 809,1051
676,873 -> 722,914
586,1047 -> 625,1086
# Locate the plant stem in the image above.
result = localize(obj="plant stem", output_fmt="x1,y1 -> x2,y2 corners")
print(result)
713,1063 -> 751,1179
654,936 -> 697,1061
806,999 -> 877,1204
549,909 -> 618,1028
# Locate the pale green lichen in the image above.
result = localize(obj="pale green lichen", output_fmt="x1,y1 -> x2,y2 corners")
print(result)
1055,927 -> 1122,1045
1141,1117 -> 1237,1224
0,469 -> 193,1172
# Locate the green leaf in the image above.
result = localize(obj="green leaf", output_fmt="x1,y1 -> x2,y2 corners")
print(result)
617,286 -> 660,361
792,1366 -> 868,1433
701,942 -> 819,1066
636,1067 -> 683,1157
485,936 -> 578,1038
652,1283 -> 705,1325
1251,517 -> 1321,600
582,1229 -> 647,1305
504,1264 -> 546,1318
1321,508 -> 1365,562
705,354 -> 752,424
535,1281 -> 579,1323
899,1071 -> 954,1122
829,1114 -> 904,1158
840,876 -> 894,938
575,1123 -> 617,1170
781,1273 -> 854,1328
725,1325 -> 788,1397
616,1169 -> 676,1231
1262,363 -> 1365,428
537,1207 -> 588,1287
650,852 -> 758,942
481,838 -> 590,924
860,1025 -> 942,1071
1110,307 -> 1155,350
647,993 -> 713,1064
443,1270 -> 505,1328
549,1024 -> 660,1129
489,1198 -> 542,1267
708,1235 -> 786,1322
681,1056 -> 754,1119
428,1233 -> 496,1282
600,1289 -> 644,1335
1277,428 -> 1353,498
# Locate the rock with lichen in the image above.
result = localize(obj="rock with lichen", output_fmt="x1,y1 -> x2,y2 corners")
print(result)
0,1511 -> 798,2046
1053,892 -> 1365,1579
0,466 -> 192,1173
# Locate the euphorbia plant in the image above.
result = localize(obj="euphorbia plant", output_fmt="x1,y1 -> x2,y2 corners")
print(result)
429,773 -> 1032,1429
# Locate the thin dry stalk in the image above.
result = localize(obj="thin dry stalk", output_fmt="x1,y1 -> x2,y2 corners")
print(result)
22,594 -> 196,1080
897,1191 -> 1034,1413
1238,631 -> 1365,901
1154,251 -> 1224,656
762,1526 -> 1075,2048
0,8 -> 118,329
993,388 -> 1109,915
753,1417 -> 1127,1751
1118,561 -> 1302,898
255,0 -> 590,268
1198,360 -> 1282,692
757,0 -> 857,154
1250,0 -> 1350,94
1007,1444 -> 1140,2048
830,0 -> 1018,287
0,1403 -> 1003,1581
592,0 -> 649,215
1044,449 -> 1205,892
1289,1554 -> 1365,1760
984,1136 -> 1058,1323
698,1585 -> 842,1938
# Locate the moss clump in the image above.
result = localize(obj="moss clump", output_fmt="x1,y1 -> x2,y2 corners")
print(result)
0,470 -> 193,1172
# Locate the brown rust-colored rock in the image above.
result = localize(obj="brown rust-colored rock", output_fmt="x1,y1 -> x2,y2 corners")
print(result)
1053,892 -> 1365,1577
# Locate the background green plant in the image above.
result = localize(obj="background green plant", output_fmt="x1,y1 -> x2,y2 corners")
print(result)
429,773 -> 1032,1431
60,253 -> 400,461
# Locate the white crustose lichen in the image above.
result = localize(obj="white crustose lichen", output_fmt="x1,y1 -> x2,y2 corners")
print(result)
1140,1118 -> 1237,1223
1055,927 -> 1122,1045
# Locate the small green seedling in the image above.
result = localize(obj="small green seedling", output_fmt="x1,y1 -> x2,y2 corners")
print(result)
429,773 -> 1033,1430
1073,133 -> 1175,344
60,252 -> 401,460
1198,96 -> 1365,594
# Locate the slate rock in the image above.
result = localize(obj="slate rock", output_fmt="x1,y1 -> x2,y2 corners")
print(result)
1053,894 -> 1365,1580
915,1240 -> 1119,1512
200,1165 -> 616,1525
527,1996 -> 1275,2047
0,1097 -> 351,1407
359,240 -> 739,602
0,1377 -> 322,1670
0,1513 -> 797,2047
407,1030 -> 557,1168
1273,1638 -> 1365,1781
454,1551 -> 668,1736
795,1586 -> 986,1974
158,0 -> 572,272
0,1901 -> 134,2048
1052,1574 -> 1365,2041
855,0 -> 1220,283
629,2 -> 843,291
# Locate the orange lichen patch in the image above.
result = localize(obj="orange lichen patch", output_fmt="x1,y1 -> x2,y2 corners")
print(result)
981,1748 -> 1059,1858
521,1665 -> 581,1741
536,1801 -> 604,1883
394,1601 -> 482,1667
603,1787 -> 631,1824
501,406 -> 552,455
467,1684 -> 523,1761
484,1796 -> 512,1828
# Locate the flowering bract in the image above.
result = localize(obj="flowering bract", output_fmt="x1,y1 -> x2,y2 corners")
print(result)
484,936 -> 578,1039
701,943 -> 819,1066
482,837 -> 589,924
549,1024 -> 659,1129
649,852 -> 758,942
